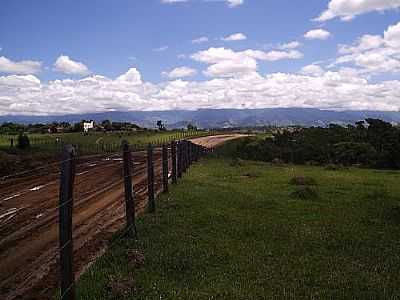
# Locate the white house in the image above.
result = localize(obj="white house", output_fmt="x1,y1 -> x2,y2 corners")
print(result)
83,121 -> 94,133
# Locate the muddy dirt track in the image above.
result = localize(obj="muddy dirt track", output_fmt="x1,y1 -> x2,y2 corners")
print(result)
0,134 -> 244,300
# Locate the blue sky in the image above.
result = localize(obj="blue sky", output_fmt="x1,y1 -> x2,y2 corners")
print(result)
0,0 -> 400,115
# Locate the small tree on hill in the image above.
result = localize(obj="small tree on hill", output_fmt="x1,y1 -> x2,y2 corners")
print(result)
157,120 -> 166,131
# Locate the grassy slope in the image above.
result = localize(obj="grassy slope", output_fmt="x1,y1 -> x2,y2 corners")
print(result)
77,158 -> 400,299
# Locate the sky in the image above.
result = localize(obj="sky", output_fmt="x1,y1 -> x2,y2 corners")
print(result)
0,0 -> 400,115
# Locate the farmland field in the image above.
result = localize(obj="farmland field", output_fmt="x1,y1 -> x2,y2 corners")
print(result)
77,158 -> 400,299
0,130 -> 211,154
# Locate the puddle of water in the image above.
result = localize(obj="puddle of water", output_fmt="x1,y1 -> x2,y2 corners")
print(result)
88,163 -> 97,167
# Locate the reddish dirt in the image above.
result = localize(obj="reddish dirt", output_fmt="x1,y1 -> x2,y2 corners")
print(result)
0,135 -> 244,299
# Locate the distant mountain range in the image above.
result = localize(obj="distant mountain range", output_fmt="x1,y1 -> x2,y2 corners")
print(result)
1,108 -> 400,128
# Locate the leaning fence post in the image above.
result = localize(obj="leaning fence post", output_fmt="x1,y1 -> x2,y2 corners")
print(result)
147,143 -> 155,212
162,144 -> 169,193
59,145 -> 76,300
122,141 -> 137,238
171,141 -> 177,184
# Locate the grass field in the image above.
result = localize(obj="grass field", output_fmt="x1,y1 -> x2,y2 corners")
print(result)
0,130 -> 209,154
77,158 -> 400,299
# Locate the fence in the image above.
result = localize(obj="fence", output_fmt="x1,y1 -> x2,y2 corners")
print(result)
57,139 -> 210,299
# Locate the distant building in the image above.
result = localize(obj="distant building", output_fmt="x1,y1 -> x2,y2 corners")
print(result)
83,121 -> 94,133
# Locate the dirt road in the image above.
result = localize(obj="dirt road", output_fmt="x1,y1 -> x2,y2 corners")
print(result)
0,135 -> 244,299
190,134 -> 247,148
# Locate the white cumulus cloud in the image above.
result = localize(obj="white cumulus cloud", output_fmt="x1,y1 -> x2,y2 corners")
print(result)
0,56 -> 42,75
1,67 -> 400,115
333,21 -> 400,74
278,41 -> 302,50
226,0 -> 244,7
304,29 -> 331,40
54,55 -> 90,76
192,36 -> 209,44
162,66 -> 197,78
191,47 -> 303,78
301,64 -> 325,76
315,0 -> 400,22
221,33 -> 247,41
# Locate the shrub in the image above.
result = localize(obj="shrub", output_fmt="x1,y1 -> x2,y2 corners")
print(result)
271,158 -> 284,165
17,133 -> 30,149
229,157 -> 243,167
290,186 -> 319,200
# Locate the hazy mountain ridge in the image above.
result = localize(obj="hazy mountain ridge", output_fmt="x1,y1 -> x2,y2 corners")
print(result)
1,108 -> 400,128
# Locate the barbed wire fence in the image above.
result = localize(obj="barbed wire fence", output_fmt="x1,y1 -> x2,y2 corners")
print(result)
0,131 -> 217,300
56,138 -> 210,300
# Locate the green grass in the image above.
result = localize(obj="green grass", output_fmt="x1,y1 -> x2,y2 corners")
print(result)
77,158 -> 400,299
0,130 -> 210,154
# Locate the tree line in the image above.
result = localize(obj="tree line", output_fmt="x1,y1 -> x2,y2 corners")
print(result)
0,120 -> 142,135
232,119 -> 400,169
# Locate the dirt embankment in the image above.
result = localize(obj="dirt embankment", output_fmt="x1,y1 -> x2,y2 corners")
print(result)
190,134 -> 247,148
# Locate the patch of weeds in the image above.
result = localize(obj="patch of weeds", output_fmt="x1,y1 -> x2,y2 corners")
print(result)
272,158 -> 285,166
324,164 -> 341,171
290,186 -> 319,200
384,204 -> 400,225
363,187 -> 400,225
241,171 -> 262,179
106,274 -> 136,299
163,255 -> 193,279
229,157 -> 244,167
306,160 -> 320,166
289,176 -> 317,186
365,187 -> 389,201
126,249 -> 145,268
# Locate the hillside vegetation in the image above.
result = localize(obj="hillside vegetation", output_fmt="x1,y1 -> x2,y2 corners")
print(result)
223,119 -> 400,169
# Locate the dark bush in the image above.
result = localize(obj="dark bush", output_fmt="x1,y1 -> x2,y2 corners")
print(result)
17,133 -> 30,149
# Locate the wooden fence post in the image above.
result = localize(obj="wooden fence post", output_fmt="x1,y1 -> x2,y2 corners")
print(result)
177,141 -> 183,178
162,144 -> 169,193
171,141 -> 177,184
181,141 -> 186,173
188,142 -> 193,166
147,143 -> 155,213
122,141 -> 137,238
185,141 -> 189,171
59,145 -> 76,300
